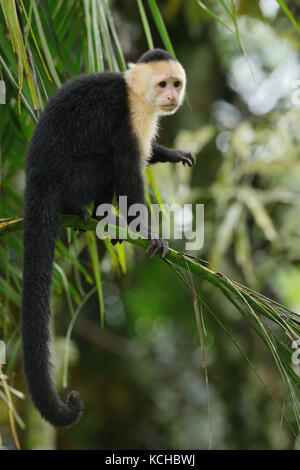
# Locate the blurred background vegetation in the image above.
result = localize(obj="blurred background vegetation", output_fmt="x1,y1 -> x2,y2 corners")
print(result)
1,0 -> 300,450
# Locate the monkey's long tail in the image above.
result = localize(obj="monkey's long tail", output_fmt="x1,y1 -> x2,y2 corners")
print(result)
21,187 -> 83,427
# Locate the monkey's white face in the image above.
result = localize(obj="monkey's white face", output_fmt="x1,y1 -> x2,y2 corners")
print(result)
126,59 -> 186,116
146,61 -> 186,116
149,76 -> 184,115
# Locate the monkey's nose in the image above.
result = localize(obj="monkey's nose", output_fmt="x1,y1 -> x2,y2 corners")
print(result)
167,95 -> 176,103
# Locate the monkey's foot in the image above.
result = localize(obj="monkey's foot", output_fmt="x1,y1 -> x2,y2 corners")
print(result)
78,207 -> 91,224
73,206 -> 91,233
146,237 -> 169,259
173,150 -> 195,167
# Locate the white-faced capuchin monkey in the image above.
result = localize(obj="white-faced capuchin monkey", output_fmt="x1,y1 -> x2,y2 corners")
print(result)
22,48 -> 195,427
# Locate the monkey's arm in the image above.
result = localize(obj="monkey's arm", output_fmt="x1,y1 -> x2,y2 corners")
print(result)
149,143 -> 195,167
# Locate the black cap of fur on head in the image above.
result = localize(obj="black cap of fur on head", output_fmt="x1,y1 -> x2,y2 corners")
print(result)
137,48 -> 176,64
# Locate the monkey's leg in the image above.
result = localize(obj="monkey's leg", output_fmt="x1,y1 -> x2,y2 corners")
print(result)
149,143 -> 195,167
113,138 -> 169,258
91,188 -> 124,245
92,181 -> 115,218
93,211 -> 125,246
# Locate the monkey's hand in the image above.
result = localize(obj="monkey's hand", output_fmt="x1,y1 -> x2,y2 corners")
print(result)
170,149 -> 195,167
146,233 -> 169,259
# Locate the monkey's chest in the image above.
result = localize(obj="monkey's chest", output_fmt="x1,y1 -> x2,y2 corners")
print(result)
130,111 -> 158,162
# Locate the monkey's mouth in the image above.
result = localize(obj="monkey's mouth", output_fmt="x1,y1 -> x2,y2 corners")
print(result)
159,104 -> 177,111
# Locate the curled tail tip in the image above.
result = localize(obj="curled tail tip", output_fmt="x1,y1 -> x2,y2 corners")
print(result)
64,391 -> 84,426
67,391 -> 84,415
43,391 -> 84,428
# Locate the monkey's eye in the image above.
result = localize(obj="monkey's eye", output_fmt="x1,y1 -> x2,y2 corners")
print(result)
174,81 -> 181,88
158,81 -> 167,88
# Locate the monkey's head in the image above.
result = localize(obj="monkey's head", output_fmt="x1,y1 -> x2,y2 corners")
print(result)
126,49 -> 186,116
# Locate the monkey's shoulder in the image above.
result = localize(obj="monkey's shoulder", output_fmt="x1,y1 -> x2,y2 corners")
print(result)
62,71 -> 124,92
49,72 -> 127,107
35,72 -> 129,138
36,72 -> 127,128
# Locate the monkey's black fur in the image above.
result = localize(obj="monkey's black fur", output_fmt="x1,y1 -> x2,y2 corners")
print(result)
137,48 -> 175,64
22,50 -> 194,427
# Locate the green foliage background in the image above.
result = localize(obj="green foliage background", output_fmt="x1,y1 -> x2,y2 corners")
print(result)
1,0 -> 300,450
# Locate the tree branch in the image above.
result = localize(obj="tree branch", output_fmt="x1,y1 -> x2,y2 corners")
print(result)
1,214 -> 300,338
